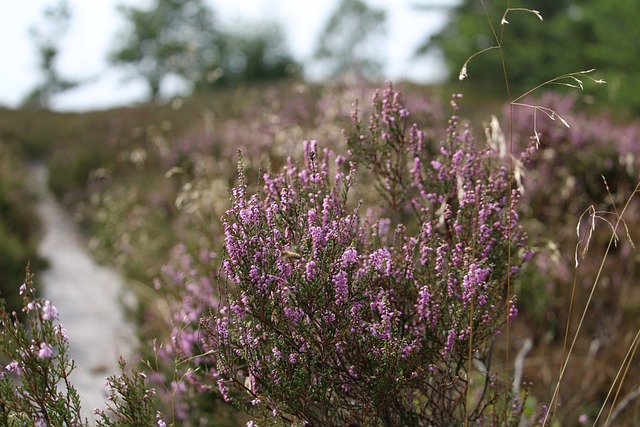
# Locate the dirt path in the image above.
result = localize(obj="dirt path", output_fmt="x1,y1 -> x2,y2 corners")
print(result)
30,164 -> 136,420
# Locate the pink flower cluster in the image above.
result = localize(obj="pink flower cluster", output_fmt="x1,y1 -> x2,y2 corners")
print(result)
189,84 -> 534,425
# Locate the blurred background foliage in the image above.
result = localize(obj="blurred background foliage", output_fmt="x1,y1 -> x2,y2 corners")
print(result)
22,0 -> 79,108
420,0 -> 640,112
109,0 -> 387,100
312,0 -> 387,81
0,143 -> 46,317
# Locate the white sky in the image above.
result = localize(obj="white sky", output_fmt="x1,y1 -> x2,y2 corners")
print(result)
0,0 -> 451,111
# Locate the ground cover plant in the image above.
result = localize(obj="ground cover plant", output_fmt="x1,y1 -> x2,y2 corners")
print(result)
2,84 -> 640,425
0,268 -> 159,426
1,2 -> 640,426
202,87 -> 532,425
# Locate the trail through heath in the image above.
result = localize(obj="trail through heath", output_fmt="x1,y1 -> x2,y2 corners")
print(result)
30,163 -> 137,420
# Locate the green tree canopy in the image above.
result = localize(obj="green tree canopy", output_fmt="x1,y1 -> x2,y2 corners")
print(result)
23,0 -> 79,108
110,0 -> 217,102
313,0 -> 387,81
421,0 -> 640,111
194,23 -> 300,90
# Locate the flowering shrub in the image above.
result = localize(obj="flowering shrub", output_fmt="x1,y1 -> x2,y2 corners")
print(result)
172,84 -> 536,426
0,268 -> 160,426
94,357 -> 163,427
150,243 -> 232,426
0,268 -> 87,426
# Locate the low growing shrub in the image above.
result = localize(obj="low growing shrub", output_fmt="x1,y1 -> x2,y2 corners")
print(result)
0,268 -> 162,426
156,84 -> 536,426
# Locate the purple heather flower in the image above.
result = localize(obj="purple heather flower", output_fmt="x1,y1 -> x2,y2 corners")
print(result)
41,300 -> 59,321
323,311 -> 336,323
310,225 -> 327,249
348,365 -> 358,379
249,265 -> 261,283
272,346 -> 282,361
369,248 -> 391,274
307,207 -> 317,225
508,301 -> 519,322
333,270 -> 349,305
442,328 -> 457,357
217,379 -> 232,402
5,361 -> 22,375
340,247 -> 358,266
305,260 -> 317,280
54,324 -> 68,341
283,306 -> 301,323
462,263 -> 490,304
38,342 -> 54,359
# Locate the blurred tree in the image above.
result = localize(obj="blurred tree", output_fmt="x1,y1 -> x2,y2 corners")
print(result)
194,23 -> 301,90
313,0 -> 387,81
23,0 -> 79,108
582,0 -> 640,110
418,0 -> 640,110
110,0 -> 217,102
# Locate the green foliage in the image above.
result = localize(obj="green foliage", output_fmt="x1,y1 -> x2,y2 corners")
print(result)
23,0 -> 79,108
0,269 -> 88,426
0,270 -> 161,426
110,0 -> 300,100
194,23 -> 300,90
313,0 -> 387,80
110,0 -> 217,102
423,0 -> 640,110
94,358 -> 160,427
0,144 -> 45,317
580,0 -> 640,109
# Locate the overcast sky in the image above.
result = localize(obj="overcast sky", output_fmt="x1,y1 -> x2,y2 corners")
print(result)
0,0 -> 451,111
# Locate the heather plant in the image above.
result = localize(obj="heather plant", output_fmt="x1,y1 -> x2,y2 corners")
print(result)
171,84 -> 536,426
147,83 -> 445,426
149,243 -> 232,426
93,357 -> 163,427
0,268 -> 86,426
0,268 -> 161,426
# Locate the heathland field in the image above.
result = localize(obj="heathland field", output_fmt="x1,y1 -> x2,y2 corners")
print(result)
1,75 -> 640,425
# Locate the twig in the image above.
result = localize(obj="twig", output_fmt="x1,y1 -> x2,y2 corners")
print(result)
607,385 -> 640,426
512,337 -> 533,397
